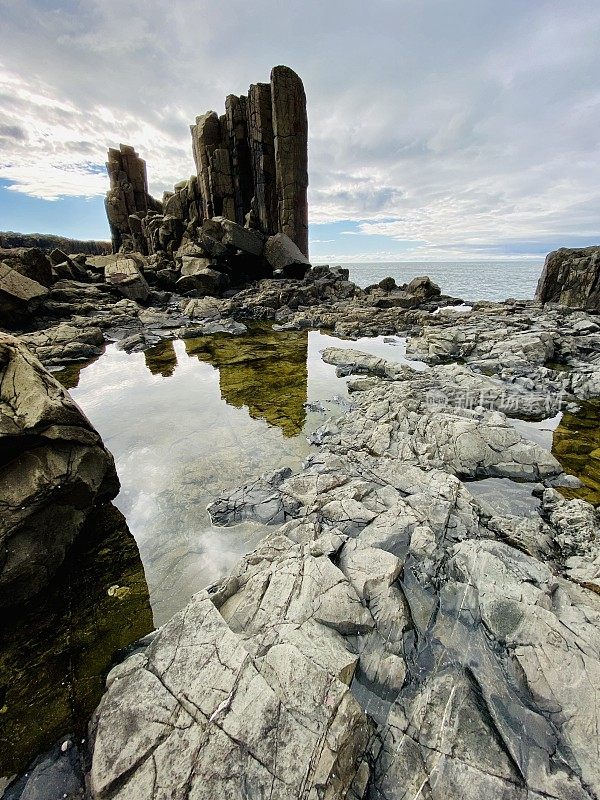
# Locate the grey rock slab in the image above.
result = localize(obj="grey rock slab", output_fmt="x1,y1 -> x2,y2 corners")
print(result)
0,333 -> 119,607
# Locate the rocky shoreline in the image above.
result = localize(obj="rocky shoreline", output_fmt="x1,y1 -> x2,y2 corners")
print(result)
2,58 -> 600,800
1,239 -> 600,798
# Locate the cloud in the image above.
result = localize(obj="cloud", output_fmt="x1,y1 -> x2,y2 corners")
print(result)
0,0 -> 599,256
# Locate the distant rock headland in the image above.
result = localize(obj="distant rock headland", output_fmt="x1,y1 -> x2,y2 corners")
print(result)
0,231 -> 110,255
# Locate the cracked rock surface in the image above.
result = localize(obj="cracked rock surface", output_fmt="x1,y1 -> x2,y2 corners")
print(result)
91,317 -> 600,798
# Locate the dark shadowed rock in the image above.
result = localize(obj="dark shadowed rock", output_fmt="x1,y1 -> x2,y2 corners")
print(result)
405,274 -> 441,300
271,65 -> 309,257
176,267 -> 228,296
536,246 -> 600,310
0,334 -> 119,608
105,145 -> 162,254
0,248 -> 53,287
0,262 -> 48,327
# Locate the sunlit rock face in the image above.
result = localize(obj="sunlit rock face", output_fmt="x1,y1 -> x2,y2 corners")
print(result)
0,333 -> 120,608
0,502 -> 152,779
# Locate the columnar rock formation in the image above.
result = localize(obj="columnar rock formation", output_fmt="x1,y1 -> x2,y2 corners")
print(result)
105,66 -> 309,263
104,144 -> 163,254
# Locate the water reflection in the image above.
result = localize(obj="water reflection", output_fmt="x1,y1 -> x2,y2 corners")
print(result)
144,340 -> 178,378
552,399 -> 600,505
185,327 -> 308,437
0,503 -> 152,779
53,327 -> 421,625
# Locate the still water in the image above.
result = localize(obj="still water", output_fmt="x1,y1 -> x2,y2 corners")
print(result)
344,260 -> 544,301
63,328 -> 426,626
0,322 -> 596,786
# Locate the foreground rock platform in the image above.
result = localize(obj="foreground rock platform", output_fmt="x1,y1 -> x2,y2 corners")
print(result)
87,295 -> 600,798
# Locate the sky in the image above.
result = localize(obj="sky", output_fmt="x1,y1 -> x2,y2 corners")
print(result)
0,0 -> 598,262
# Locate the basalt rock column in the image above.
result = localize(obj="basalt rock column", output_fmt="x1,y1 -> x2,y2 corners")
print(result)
247,82 -> 278,237
105,145 -> 150,253
225,94 -> 254,226
190,112 -> 235,222
271,66 -> 309,258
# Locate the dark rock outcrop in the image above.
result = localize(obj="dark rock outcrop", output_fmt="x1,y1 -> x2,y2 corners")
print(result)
0,334 -> 119,608
104,66 -> 309,267
271,65 -> 309,257
536,246 -> 600,310
0,262 -> 49,327
104,144 -> 163,254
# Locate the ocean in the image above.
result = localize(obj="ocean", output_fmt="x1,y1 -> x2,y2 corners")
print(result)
342,260 -> 544,302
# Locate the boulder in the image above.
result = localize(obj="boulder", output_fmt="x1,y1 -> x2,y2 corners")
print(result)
213,216 -> 264,256
536,246 -> 600,310
0,334 -> 119,608
0,262 -> 48,327
264,232 -> 310,278
378,276 -> 397,292
175,267 -> 227,296
405,274 -> 441,301
179,255 -> 213,276
104,257 -> 150,303
0,247 -> 53,287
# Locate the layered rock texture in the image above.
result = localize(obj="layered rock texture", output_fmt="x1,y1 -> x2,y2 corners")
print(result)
105,145 -> 163,254
0,333 -> 119,608
104,66 -> 309,279
536,246 -> 600,310
82,295 -> 600,800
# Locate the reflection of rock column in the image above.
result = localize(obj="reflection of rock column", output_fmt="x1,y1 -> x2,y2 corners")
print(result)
0,503 -> 153,778
184,328 -> 308,437
144,340 -> 178,378
271,66 -> 309,257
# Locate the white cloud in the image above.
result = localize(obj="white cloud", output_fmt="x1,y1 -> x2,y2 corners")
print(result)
0,0 -> 599,256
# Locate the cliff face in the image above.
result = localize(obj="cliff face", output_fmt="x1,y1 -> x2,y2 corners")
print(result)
536,246 -> 600,310
105,65 -> 308,260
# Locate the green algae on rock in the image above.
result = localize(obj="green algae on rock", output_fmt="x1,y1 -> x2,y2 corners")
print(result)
0,503 -> 152,779
552,399 -> 600,505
